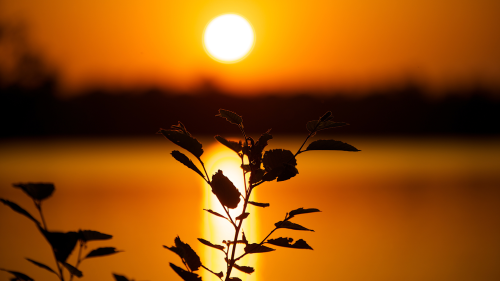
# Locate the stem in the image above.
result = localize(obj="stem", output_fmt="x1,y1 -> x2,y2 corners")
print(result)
202,265 -> 223,280
69,241 -> 84,281
34,200 -> 65,281
295,119 -> 322,157
225,186 -> 252,280
198,158 -> 211,185
234,214 -> 288,262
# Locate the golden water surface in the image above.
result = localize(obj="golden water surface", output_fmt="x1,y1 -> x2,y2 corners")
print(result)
1,136 -> 499,281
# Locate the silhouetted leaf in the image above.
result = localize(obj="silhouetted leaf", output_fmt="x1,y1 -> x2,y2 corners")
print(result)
306,139 -> 360,152
0,269 -> 34,281
242,232 -> 248,245
166,236 -> 202,272
63,262 -> 82,278
306,120 -> 347,133
215,135 -> 242,154
233,263 -> 254,274
240,164 -> 251,172
159,124 -> 203,158
203,209 -> 228,220
13,183 -> 55,201
246,131 -> 273,167
78,230 -> 112,242
320,111 -> 333,122
249,169 -> 265,184
275,221 -> 314,232
217,109 -> 243,126
0,199 -> 39,225
244,243 -> 275,254
248,201 -> 270,208
210,170 -> 241,209
112,273 -> 131,281
170,263 -> 202,281
198,238 -> 225,251
228,278 -> 242,281
39,229 -> 79,262
266,237 -> 313,250
25,258 -> 57,274
85,247 -> 121,259
288,207 -> 321,219
262,149 -> 298,182
236,212 -> 249,220
171,151 -> 205,179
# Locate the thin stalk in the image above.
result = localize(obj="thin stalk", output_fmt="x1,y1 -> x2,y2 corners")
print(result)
225,186 -> 252,280
199,156 -> 236,227
34,200 -> 65,281
234,214 -> 288,262
202,265 -> 223,280
69,241 -> 84,281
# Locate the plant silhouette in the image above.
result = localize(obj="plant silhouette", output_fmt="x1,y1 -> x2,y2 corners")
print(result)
0,183 -> 121,280
160,109 -> 359,281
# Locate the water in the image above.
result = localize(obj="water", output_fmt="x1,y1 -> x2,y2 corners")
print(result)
1,136 -> 499,281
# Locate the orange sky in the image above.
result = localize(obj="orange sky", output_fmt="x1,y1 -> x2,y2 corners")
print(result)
1,0 -> 500,95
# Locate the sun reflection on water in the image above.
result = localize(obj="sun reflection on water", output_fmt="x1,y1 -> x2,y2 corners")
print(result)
202,142 -> 258,281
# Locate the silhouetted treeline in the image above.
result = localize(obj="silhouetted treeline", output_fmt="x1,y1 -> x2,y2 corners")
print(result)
1,19 -> 499,138
1,80 -> 499,138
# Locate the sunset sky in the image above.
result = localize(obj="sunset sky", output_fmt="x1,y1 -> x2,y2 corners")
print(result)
1,0 -> 500,95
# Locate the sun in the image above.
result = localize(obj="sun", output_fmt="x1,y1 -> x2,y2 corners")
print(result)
203,14 -> 255,63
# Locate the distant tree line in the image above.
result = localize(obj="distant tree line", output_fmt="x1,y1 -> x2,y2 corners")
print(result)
1,20 -> 499,138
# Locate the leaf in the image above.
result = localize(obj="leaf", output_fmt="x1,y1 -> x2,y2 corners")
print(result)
170,263 -> 202,281
166,236 -> 202,272
203,209 -> 228,220
262,149 -> 298,182
78,230 -> 112,242
197,238 -> 225,251
306,120 -> 347,133
236,212 -> 249,220
249,169 -> 265,184
306,139 -> 360,152
320,111 -> 333,122
240,164 -> 251,172
266,237 -> 313,250
25,258 -> 57,274
275,221 -> 314,232
0,269 -> 34,281
63,262 -> 83,278
215,135 -> 242,154
288,207 -> 321,219
248,201 -> 270,208
13,183 -> 55,201
112,273 -> 131,281
228,278 -> 242,281
244,243 -> 275,254
159,125 -> 204,158
39,229 -> 79,262
246,131 -> 273,167
85,247 -> 122,259
233,263 -> 255,274
216,109 -> 243,126
210,170 -> 241,209
171,150 -> 205,179
0,199 -> 39,225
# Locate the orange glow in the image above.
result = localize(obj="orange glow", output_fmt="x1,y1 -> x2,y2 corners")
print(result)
202,142 -> 258,281
1,1 -> 500,94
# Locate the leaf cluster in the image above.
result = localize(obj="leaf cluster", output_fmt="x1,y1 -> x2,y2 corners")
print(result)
161,109 -> 359,281
0,183 -> 121,281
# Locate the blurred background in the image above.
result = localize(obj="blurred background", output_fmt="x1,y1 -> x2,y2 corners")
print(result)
1,1 -> 499,281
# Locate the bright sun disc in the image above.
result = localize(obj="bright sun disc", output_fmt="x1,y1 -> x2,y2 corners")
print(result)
203,14 -> 254,63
